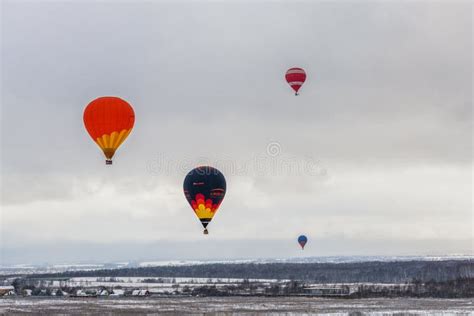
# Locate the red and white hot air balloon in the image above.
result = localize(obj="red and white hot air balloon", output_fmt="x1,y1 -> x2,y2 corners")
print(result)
285,67 -> 306,96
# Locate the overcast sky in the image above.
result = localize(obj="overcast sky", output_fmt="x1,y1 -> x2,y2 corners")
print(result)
1,1 -> 472,264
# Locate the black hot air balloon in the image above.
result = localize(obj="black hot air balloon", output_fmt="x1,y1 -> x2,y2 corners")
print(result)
183,166 -> 226,234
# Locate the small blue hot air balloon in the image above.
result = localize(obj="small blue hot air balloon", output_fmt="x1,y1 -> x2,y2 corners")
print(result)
298,235 -> 308,250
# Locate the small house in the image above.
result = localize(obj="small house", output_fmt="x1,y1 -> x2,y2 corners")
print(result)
110,289 -> 125,296
0,286 -> 15,296
98,289 -> 109,296
76,289 -> 87,297
302,286 -> 352,297
132,289 -> 150,296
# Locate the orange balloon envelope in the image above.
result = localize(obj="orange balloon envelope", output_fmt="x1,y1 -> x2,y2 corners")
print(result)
83,97 -> 135,164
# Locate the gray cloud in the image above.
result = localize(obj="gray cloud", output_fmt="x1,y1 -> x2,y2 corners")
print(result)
1,1 -> 472,264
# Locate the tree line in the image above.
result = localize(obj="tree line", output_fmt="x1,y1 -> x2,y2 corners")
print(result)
28,260 -> 473,283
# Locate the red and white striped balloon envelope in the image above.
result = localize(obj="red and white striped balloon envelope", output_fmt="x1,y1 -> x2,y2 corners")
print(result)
285,67 -> 306,95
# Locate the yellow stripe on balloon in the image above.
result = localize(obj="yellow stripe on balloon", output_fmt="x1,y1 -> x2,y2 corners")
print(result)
93,129 -> 132,160
112,130 -> 124,148
96,137 -> 105,149
95,129 -> 132,151
194,205 -> 215,219
109,132 -> 116,148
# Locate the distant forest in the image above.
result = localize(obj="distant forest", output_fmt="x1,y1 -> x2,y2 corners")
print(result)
32,260 -> 473,283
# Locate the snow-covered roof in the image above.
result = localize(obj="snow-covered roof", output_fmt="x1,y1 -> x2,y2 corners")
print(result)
111,289 -> 124,295
131,289 -> 149,296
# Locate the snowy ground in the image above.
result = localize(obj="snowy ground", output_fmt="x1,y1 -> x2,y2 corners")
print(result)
0,297 -> 472,315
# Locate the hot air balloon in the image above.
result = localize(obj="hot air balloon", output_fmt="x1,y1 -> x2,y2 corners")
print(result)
298,235 -> 308,250
285,67 -> 306,96
183,166 -> 226,235
83,97 -> 135,165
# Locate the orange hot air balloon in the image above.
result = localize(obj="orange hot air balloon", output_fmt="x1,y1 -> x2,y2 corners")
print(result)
83,97 -> 135,165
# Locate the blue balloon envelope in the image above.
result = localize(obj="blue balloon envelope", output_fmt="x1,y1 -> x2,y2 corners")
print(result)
298,235 -> 308,249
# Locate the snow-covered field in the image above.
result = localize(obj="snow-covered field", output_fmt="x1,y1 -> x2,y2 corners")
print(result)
0,297 -> 472,315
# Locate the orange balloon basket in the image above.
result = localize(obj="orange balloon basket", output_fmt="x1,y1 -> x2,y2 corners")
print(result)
106,159 -> 113,165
